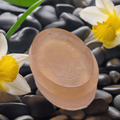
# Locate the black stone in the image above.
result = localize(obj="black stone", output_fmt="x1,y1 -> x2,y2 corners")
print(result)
0,114 -> 9,120
103,85 -> 120,95
101,46 -> 120,61
59,12 -> 84,31
0,29 -> 6,35
14,115 -> 34,120
72,7 -> 83,18
0,0 -> 26,15
0,12 -> 17,32
83,98 -> 108,115
109,71 -> 120,83
17,14 -> 42,31
0,103 -> 30,120
22,95 -> 56,119
87,42 -> 102,50
112,0 -> 120,5
24,74 -> 37,94
92,47 -> 105,66
98,74 -> 111,86
95,89 -> 113,104
113,95 -> 120,111
108,106 -> 120,120
20,60 -> 32,77
8,27 -> 39,53
106,58 -> 120,70
44,20 -> 66,30
56,4 -> 75,17
72,26 -> 91,41
33,5 -> 58,27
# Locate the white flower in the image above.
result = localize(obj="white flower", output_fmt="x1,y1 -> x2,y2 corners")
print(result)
79,0 -> 120,49
0,33 -> 31,95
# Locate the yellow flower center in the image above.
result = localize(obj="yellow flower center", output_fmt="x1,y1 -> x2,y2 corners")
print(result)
0,55 -> 19,83
92,11 -> 120,44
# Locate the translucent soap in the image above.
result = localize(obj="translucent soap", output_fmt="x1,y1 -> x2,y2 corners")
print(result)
29,28 -> 99,110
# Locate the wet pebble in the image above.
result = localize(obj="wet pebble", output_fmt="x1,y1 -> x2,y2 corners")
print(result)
33,5 -> 58,27
56,4 -> 75,17
59,12 -> 84,31
98,74 -> 111,86
71,26 -> 91,41
112,0 -> 120,5
83,98 -> 108,115
8,27 -> 39,53
103,85 -> 120,95
108,106 -> 120,120
0,103 -> 30,120
0,12 -> 17,32
113,94 -> 120,111
50,115 -> 68,120
17,14 -> 42,31
24,74 -> 37,94
109,71 -> 120,83
14,115 -> 34,120
0,114 -> 9,120
92,47 -> 105,66
22,95 -> 56,119
95,89 -> 113,104
59,109 -> 85,120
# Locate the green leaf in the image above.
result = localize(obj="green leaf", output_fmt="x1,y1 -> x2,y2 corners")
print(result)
4,0 -> 40,7
6,0 -> 44,39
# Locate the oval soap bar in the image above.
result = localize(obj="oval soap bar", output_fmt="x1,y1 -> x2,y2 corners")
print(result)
29,28 -> 99,110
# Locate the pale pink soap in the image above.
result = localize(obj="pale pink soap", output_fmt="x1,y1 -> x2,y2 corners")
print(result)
29,28 -> 99,110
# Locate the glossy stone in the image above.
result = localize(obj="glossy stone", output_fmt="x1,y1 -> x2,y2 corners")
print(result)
17,14 -> 42,31
95,90 -> 113,104
0,114 -> 9,120
71,26 -> 91,41
22,95 -> 56,118
106,58 -> 120,70
8,27 -> 39,53
87,42 -> 102,50
0,103 -> 30,120
19,60 -> 31,77
72,7 -> 83,18
33,5 -> 58,27
98,74 -> 111,86
36,89 -> 43,96
0,92 -> 21,103
113,95 -> 120,111
0,29 -> 6,35
14,115 -> 34,120
92,47 -> 105,66
0,0 -> 26,15
0,12 -> 17,32
56,4 -> 75,17
59,109 -> 85,120
60,12 -> 84,31
103,85 -> 120,95
83,98 -> 109,115
50,115 -> 68,120
109,71 -> 120,83
108,106 -> 120,120
24,74 -> 37,94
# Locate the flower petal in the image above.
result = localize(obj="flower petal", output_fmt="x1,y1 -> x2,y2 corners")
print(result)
0,33 -> 8,59
115,5 -> 120,18
96,0 -> 114,15
79,6 -> 108,25
103,31 -> 120,48
8,54 -> 28,68
2,74 -> 31,95
84,31 -> 101,44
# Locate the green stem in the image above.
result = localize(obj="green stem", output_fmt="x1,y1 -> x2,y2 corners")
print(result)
6,0 -> 44,39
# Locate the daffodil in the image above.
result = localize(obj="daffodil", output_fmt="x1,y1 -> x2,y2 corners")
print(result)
79,0 -> 120,48
0,33 -> 31,95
